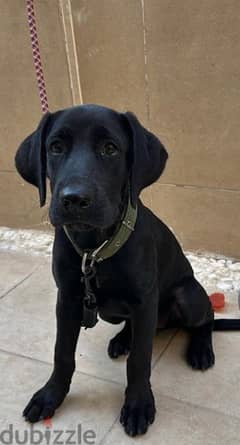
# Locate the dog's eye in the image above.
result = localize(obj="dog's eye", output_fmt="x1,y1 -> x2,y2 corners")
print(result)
100,142 -> 118,157
49,142 -> 64,155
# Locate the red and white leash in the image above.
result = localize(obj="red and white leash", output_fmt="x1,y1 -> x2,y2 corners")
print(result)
26,0 -> 49,113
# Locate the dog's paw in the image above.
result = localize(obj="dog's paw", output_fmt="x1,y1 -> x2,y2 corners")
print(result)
23,384 -> 67,423
120,388 -> 156,436
186,338 -> 215,371
108,331 -> 131,359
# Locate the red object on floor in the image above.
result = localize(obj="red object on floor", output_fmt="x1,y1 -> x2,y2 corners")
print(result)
209,292 -> 225,310
42,417 -> 52,428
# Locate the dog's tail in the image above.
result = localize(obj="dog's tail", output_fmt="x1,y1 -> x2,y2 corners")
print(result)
214,319 -> 240,330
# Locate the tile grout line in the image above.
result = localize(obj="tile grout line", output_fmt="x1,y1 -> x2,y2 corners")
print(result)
0,267 -> 40,300
0,347 -> 53,366
59,0 -> 83,105
0,347 -> 123,387
158,391 -> 240,424
158,182 -> 240,194
74,367 -> 123,387
2,335 -> 240,433
97,393 -> 240,440
2,341 -> 240,425
140,0 -> 150,126
152,329 -> 179,369
2,348 -> 240,428
98,413 -> 120,445
0,170 -> 16,173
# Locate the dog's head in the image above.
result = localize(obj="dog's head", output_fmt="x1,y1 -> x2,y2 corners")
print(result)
15,105 -> 168,230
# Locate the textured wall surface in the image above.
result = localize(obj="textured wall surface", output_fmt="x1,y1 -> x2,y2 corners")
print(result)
0,0 -> 72,228
1,0 -> 240,257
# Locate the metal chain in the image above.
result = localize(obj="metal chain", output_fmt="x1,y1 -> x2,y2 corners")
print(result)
26,0 -> 49,113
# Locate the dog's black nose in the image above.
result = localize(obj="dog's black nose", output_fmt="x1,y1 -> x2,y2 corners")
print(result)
60,188 -> 92,210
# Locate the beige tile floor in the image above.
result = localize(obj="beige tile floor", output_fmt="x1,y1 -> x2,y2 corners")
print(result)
1,250 -> 240,444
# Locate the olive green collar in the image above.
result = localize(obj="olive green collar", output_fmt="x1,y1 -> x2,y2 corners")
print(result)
63,193 -> 137,265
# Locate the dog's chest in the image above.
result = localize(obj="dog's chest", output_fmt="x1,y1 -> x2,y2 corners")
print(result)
91,263 -> 137,318
94,278 -> 130,321
96,271 -> 130,302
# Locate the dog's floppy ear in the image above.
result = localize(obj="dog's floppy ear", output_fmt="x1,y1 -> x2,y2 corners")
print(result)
15,112 -> 51,207
123,112 -> 168,207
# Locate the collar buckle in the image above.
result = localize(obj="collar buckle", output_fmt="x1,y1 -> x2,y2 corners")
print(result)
81,238 -> 109,273
122,218 -> 135,231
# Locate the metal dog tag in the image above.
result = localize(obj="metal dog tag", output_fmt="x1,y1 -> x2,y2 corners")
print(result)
82,303 -> 98,329
81,266 -> 99,329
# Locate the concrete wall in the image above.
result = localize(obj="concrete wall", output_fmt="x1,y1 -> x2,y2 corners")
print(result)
1,0 -> 240,258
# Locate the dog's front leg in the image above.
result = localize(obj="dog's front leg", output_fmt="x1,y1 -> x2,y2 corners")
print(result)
120,295 -> 158,436
23,291 -> 83,423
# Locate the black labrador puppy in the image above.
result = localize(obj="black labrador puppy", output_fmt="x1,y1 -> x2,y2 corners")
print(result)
15,104 -> 215,436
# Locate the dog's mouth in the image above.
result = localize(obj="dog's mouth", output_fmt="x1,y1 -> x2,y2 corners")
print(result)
49,201 -> 122,232
50,213 -> 118,232
65,221 -> 95,232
